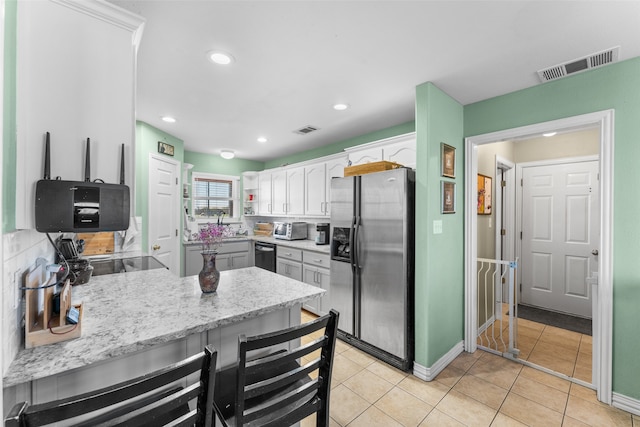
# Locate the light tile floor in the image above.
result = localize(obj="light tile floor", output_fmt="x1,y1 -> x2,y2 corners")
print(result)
301,310 -> 638,427
477,303 -> 592,382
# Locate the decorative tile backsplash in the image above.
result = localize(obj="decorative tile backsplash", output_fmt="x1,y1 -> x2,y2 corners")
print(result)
2,229 -> 55,374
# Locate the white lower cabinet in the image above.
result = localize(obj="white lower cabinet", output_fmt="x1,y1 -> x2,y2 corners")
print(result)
302,251 -> 331,316
184,241 -> 250,276
276,247 -> 303,281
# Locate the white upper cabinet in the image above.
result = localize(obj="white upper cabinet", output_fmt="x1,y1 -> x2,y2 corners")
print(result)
258,172 -> 273,215
383,134 -> 417,169
304,163 -> 326,217
347,146 -> 384,166
15,0 -> 145,229
286,167 -> 305,216
271,170 -> 287,215
304,154 -> 347,217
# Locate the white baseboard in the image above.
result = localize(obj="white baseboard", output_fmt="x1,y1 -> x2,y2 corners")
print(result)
612,392 -> 640,416
413,341 -> 464,381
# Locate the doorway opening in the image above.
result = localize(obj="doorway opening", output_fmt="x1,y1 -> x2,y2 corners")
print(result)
464,110 -> 614,404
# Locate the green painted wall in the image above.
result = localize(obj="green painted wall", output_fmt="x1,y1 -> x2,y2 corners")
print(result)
135,121 -> 185,253
464,57 -> 640,399
264,121 -> 415,169
2,0 -> 16,233
184,151 -> 263,177
414,83 -> 465,367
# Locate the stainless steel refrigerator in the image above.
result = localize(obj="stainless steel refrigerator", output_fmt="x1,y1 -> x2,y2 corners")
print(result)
330,168 -> 415,371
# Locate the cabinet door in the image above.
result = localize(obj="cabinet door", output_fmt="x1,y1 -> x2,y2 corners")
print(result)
276,259 -> 303,282
229,252 -> 249,270
271,170 -> 287,215
286,167 -> 305,216
216,253 -> 232,272
302,265 -> 330,316
384,138 -> 416,169
348,147 -> 383,166
325,156 -> 348,215
185,246 -> 203,276
304,163 -> 326,216
258,172 -> 272,214
302,266 -> 321,315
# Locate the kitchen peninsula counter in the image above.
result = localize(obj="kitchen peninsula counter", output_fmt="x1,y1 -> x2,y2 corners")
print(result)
3,267 -> 324,404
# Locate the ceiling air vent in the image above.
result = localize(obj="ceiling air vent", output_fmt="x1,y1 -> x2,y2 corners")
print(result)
293,125 -> 319,135
537,46 -> 619,82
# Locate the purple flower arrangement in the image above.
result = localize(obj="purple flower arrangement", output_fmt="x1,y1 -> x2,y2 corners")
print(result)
193,223 -> 225,253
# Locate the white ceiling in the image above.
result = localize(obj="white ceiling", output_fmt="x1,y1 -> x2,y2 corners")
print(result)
109,0 -> 640,162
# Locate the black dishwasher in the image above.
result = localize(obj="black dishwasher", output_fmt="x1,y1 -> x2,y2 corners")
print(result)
255,241 -> 276,272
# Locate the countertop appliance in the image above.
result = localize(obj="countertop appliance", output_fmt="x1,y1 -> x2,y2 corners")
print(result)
90,256 -> 168,277
255,241 -> 277,272
330,168 -> 415,371
315,223 -> 330,245
273,222 -> 307,240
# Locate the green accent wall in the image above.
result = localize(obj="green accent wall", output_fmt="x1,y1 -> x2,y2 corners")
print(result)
184,152 -> 263,177
135,121 -> 185,253
3,0 -> 16,233
264,121 -> 415,169
414,83 -> 465,367
464,57 -> 640,399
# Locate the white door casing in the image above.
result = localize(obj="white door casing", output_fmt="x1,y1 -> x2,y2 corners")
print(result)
519,159 -> 599,318
464,110 -> 614,405
148,154 -> 180,274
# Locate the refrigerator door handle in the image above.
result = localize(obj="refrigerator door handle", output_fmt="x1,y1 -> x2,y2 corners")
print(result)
353,216 -> 362,269
349,216 -> 357,268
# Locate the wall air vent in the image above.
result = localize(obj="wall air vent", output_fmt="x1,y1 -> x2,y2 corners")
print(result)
537,46 -> 619,82
293,125 -> 319,135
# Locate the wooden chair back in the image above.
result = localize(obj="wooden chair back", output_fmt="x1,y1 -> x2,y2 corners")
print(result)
5,345 -> 217,427
214,309 -> 339,427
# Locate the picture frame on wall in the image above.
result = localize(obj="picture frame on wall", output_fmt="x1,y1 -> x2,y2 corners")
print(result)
477,174 -> 492,215
158,141 -> 174,156
441,143 -> 455,178
441,181 -> 456,214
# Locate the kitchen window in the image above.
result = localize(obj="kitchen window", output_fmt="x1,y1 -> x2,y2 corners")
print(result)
192,173 -> 240,220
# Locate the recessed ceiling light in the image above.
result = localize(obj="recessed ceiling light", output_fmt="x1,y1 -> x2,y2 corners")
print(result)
257,137 -> 267,143
543,132 -> 557,137
333,103 -> 349,111
161,116 -> 176,123
208,50 -> 234,65
220,150 -> 235,159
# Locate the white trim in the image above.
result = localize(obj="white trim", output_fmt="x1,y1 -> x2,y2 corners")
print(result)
494,157 -> 516,294
412,341 -> 464,382
51,0 -> 145,33
612,392 -> 640,416
464,110 -> 614,405
342,132 -> 415,152
1,0 -> 5,417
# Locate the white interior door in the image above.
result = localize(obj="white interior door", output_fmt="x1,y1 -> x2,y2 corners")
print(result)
521,159 -> 599,318
149,155 -> 179,274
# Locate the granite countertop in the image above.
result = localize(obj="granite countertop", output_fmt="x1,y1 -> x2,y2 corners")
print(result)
182,236 -> 331,254
3,267 -> 324,388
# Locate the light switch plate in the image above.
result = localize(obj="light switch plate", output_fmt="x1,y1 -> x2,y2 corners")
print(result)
433,220 -> 443,234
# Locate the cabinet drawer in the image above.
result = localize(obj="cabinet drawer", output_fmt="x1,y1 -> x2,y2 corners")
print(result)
219,241 -> 250,254
277,247 -> 302,262
303,251 -> 330,268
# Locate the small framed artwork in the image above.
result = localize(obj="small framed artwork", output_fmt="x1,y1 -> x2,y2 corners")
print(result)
441,181 -> 456,214
441,143 -> 455,178
477,174 -> 492,215
158,141 -> 174,156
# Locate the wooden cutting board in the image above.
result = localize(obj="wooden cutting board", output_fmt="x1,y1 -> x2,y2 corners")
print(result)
77,232 -> 115,255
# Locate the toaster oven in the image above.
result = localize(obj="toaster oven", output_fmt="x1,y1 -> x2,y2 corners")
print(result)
273,222 -> 307,240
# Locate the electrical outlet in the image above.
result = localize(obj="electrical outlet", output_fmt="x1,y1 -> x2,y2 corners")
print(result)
433,220 -> 443,234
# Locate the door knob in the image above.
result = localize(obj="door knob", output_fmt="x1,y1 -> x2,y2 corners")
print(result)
152,244 -> 161,251
591,249 -> 599,256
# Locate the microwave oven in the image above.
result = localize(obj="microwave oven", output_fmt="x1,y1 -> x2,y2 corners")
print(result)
273,222 -> 307,240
